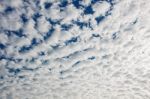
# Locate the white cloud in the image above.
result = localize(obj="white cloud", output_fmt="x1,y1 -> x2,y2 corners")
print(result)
61,4 -> 82,24
10,0 -> 22,8
37,16 -> 51,33
1,0 -> 150,99
80,0 -> 91,6
0,13 -> 22,31
44,3 -> 62,20
92,1 -> 110,17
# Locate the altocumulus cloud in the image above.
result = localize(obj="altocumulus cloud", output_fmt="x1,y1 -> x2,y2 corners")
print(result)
0,0 -> 150,99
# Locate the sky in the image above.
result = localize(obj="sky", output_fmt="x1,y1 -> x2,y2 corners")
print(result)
1,0 -> 150,99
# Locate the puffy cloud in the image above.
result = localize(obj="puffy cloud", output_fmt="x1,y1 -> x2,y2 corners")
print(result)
1,0 -> 150,99
37,16 -> 51,33
92,1 -> 110,16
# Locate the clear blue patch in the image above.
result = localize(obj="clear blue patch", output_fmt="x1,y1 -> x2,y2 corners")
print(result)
88,56 -> 95,60
44,2 -> 52,9
0,76 -> 4,79
132,19 -> 138,24
35,0 -> 41,9
73,20 -> 93,30
91,0 -> 101,4
59,69 -> 69,75
0,55 -> 5,60
0,43 -> 6,49
38,51 -> 45,56
7,57 -> 16,62
12,29 -> 26,37
35,0 -> 40,5
43,28 -> 55,40
88,22 -> 93,30
92,34 -> 100,37
59,1 -> 68,7
65,37 -> 78,45
31,38 -> 41,46
105,4 -> 113,16
32,13 -> 42,21
4,30 -> 12,37
59,70 -> 64,75
61,24 -> 73,31
7,30 -> 22,37
47,18 -> 61,26
8,68 -> 21,75
19,45 -> 32,53
95,16 -> 105,24
5,57 -> 22,63
77,22 -> 87,29
18,76 -> 25,79
21,14 -> 28,23
72,0 -> 83,9
72,61 -> 80,67
22,66 -> 34,71
105,8 -> 113,16
29,57 -> 36,63
112,32 -> 117,40
41,60 -> 49,65
4,6 -> 14,13
19,38 -> 42,53
84,5 -> 94,14
0,55 -> 20,63
73,20 -> 88,29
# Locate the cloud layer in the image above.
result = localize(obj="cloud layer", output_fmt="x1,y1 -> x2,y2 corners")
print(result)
0,0 -> 150,99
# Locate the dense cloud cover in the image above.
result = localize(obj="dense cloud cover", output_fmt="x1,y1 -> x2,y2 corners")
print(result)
0,0 -> 150,99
